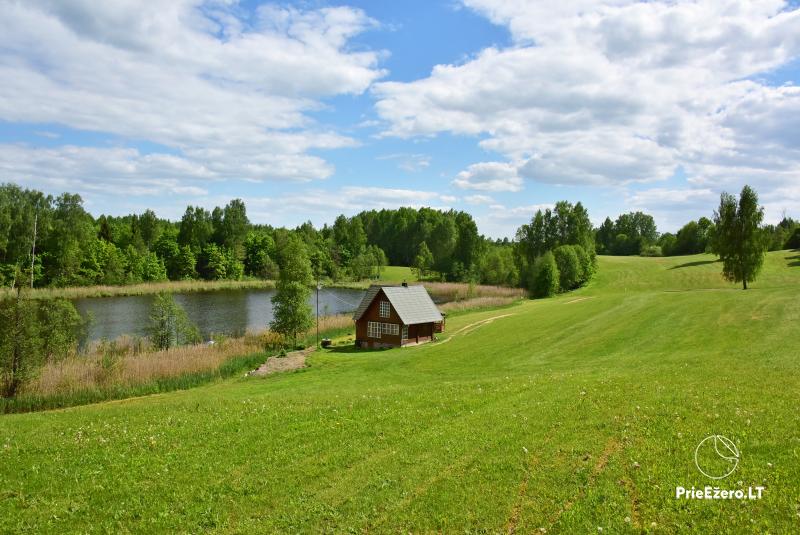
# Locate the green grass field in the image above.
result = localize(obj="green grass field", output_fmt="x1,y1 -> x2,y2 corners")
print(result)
2,251 -> 799,532
376,265 -> 417,283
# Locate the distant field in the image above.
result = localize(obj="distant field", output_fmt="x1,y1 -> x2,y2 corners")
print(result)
1,251 -> 799,532
376,265 -> 417,283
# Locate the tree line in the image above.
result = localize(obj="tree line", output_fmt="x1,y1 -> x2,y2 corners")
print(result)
596,206 -> 799,258
0,183 -> 524,289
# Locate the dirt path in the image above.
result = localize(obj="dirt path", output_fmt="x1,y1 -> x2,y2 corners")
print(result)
563,296 -> 595,305
436,313 -> 516,345
249,346 -> 315,376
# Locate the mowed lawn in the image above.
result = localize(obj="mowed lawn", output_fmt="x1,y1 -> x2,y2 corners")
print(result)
2,252 -> 799,533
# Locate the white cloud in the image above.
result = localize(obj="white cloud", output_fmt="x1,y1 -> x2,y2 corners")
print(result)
374,1 -> 800,196
464,194 -> 494,204
627,187 -> 718,210
453,162 -> 523,191
376,153 -> 431,172
0,1 -> 384,187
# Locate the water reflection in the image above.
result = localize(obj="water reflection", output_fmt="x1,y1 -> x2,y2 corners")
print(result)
73,287 -> 365,343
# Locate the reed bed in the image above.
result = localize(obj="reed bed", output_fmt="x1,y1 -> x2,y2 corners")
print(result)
423,282 -> 524,302
27,337 -> 262,397
1,278 -> 276,300
438,296 -> 518,314
17,314 -> 356,404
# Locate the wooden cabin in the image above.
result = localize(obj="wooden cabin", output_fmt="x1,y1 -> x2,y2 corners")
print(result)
353,283 -> 444,348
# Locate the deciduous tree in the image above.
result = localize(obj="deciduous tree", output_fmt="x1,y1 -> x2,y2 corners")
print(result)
713,185 -> 766,290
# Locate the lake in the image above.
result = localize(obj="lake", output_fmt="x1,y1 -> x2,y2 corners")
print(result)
73,287 -> 366,344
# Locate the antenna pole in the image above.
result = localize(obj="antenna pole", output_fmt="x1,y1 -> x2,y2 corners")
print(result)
30,212 -> 37,288
316,278 -> 320,348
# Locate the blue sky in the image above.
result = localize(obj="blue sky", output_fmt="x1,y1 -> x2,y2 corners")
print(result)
1,1 -> 799,238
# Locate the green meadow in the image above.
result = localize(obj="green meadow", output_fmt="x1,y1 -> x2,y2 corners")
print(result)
2,251 -> 799,533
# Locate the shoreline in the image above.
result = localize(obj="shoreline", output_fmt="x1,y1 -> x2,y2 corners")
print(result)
2,278 -> 525,301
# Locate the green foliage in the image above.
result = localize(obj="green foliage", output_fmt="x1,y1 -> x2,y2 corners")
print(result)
148,293 -> 201,350
0,291 -> 85,397
37,299 -> 88,361
639,245 -> 663,257
270,236 -> 313,346
198,244 -> 228,280
356,207 -> 484,282
661,217 -> 715,256
2,253 -> 800,531
552,245 -> 582,291
244,232 -> 278,279
178,206 -> 213,251
529,251 -> 559,298
349,244 -> 388,280
412,241 -> 434,279
478,246 -> 519,286
714,185 -> 767,289
0,292 -> 42,397
595,211 -> 658,255
175,245 -> 197,280
515,201 -> 596,287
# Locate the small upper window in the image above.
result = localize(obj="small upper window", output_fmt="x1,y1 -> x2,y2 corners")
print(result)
379,300 -> 390,318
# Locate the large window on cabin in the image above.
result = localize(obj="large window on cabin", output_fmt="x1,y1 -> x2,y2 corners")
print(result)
367,321 -> 381,338
379,300 -> 390,318
381,323 -> 399,336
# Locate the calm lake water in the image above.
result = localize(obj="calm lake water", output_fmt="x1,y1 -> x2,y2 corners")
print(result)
73,287 -> 366,343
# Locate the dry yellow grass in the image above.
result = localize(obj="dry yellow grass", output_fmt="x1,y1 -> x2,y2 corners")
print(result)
438,296 -> 518,314
423,282 -> 524,301
1,279 -> 276,300
24,313 -> 357,398
26,337 -> 263,397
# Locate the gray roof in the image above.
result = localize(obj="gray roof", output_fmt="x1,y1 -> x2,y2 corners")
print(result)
352,285 -> 443,325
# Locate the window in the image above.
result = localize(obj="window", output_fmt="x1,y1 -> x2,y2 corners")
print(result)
401,325 -> 408,340
381,322 -> 399,336
379,300 -> 390,318
367,321 -> 381,338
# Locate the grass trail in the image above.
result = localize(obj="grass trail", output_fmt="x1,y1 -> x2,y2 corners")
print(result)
1,251 -> 799,532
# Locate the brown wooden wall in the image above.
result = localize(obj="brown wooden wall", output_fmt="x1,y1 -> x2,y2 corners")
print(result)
355,289 -> 403,346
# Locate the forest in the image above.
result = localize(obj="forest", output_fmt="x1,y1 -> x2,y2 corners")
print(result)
0,183 -> 517,289
1,183 -> 797,293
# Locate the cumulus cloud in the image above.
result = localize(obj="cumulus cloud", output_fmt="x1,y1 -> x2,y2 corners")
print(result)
374,1 -> 800,196
464,194 -> 494,205
0,1 -> 384,189
453,162 -> 523,191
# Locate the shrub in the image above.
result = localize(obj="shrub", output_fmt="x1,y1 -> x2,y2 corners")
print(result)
148,292 -> 201,350
572,245 -> 595,284
640,245 -> 663,257
530,251 -> 560,298
553,245 -> 581,291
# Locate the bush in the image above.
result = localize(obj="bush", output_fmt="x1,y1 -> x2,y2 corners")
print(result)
786,227 -> 800,250
572,245 -> 595,284
148,292 -> 201,350
640,245 -> 663,257
552,245 -> 581,291
530,251 -> 560,298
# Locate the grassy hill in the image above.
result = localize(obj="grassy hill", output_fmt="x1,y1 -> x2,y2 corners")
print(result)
1,251 -> 799,532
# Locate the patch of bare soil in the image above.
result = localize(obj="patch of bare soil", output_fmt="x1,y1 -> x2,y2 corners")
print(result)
563,296 -> 595,305
249,347 -> 315,376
